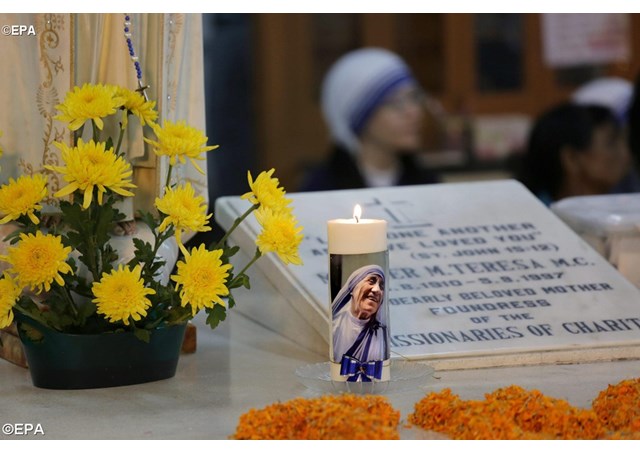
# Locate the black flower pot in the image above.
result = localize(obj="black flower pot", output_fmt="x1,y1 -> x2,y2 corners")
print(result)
15,313 -> 187,390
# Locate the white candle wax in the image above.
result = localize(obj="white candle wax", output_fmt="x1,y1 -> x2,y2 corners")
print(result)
327,206 -> 387,255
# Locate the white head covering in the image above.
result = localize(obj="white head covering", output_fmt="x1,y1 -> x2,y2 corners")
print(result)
572,77 -> 634,123
320,48 -> 417,153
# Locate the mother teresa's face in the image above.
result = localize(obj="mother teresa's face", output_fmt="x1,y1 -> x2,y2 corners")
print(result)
351,273 -> 384,320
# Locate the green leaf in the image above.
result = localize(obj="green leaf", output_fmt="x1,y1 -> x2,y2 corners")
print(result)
137,210 -> 160,232
227,293 -> 236,309
224,244 -> 240,257
133,327 -> 151,343
77,299 -> 97,321
205,303 -> 227,330
133,237 -> 154,257
227,273 -> 251,290
3,227 -> 22,244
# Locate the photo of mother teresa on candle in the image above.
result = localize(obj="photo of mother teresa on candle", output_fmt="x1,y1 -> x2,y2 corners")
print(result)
331,264 -> 389,381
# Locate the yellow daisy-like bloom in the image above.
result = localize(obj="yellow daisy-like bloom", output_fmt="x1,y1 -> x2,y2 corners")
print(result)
0,273 -> 22,329
171,244 -> 232,316
54,83 -> 123,131
116,87 -> 158,128
155,182 -> 212,254
255,209 -> 303,266
2,231 -> 73,294
0,174 -> 48,225
144,120 -> 218,175
240,169 -> 292,214
46,139 -> 136,209
92,264 -> 155,326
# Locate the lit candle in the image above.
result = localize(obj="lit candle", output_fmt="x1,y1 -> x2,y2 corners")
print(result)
327,204 -> 387,255
327,205 -> 390,383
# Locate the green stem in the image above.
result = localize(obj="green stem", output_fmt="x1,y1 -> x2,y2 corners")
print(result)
85,204 -> 100,282
164,164 -> 174,191
213,203 -> 259,250
146,315 -> 169,329
114,122 -> 126,155
73,124 -> 85,146
139,228 -> 169,282
171,312 -> 192,325
61,286 -> 80,319
92,119 -> 100,142
229,247 -> 262,288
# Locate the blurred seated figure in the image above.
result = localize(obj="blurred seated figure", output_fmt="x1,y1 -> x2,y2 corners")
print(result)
572,77 -> 633,125
517,102 -> 631,206
627,73 -> 640,182
299,48 -> 439,192
572,76 -> 640,193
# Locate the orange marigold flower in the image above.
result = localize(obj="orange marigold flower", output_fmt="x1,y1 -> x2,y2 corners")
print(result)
592,378 -> 640,434
232,394 -> 400,440
410,385 -> 605,440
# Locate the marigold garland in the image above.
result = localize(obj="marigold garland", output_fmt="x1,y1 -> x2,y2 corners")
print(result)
409,382 -> 640,440
233,379 -> 640,440
592,378 -> 640,438
232,394 -> 401,440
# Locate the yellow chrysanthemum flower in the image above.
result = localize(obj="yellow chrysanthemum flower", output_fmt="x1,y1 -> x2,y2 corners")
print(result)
54,83 -> 123,131
255,209 -> 303,266
0,273 -> 22,329
46,139 -> 136,209
171,244 -> 232,316
143,120 -> 218,174
1,231 -> 73,294
92,264 -> 155,326
155,182 -> 212,254
116,87 -> 158,128
240,169 -> 292,214
0,173 -> 48,225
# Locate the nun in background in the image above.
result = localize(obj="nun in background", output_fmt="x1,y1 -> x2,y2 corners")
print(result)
299,47 -> 440,192
331,265 -> 389,378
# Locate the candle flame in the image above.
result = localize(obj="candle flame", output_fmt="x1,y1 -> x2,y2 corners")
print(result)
353,204 -> 362,223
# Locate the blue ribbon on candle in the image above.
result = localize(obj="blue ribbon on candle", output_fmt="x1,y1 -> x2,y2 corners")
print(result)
340,355 -> 383,382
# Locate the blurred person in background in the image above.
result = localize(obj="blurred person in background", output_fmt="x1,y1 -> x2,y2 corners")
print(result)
299,48 -> 440,192
517,102 -> 630,206
627,73 -> 640,183
572,76 -> 640,193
